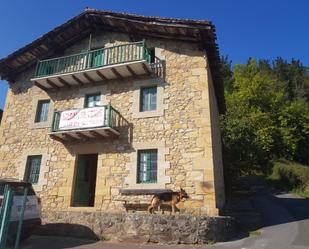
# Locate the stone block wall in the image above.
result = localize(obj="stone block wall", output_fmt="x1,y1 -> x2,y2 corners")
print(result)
0,30 -> 225,216
39,211 -> 235,244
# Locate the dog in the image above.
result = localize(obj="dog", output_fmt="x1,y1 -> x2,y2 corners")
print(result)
147,188 -> 189,214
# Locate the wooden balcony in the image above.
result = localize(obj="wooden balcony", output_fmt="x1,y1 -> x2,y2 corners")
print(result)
31,41 -> 158,90
49,104 -> 121,142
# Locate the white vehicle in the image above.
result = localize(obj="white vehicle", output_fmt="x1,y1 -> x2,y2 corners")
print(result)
0,179 -> 42,240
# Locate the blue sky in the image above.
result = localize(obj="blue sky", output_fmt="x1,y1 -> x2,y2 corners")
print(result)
0,0 -> 308,109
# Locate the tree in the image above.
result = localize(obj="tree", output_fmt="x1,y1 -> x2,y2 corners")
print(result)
221,57 -> 309,177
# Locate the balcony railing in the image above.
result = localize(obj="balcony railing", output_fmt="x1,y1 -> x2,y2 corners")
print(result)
50,104 -> 121,141
34,40 -> 151,78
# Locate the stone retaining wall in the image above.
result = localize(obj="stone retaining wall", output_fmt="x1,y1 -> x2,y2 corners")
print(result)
39,211 -> 235,244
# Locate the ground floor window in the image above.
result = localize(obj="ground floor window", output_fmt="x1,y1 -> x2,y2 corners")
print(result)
72,154 -> 98,207
24,155 -> 42,184
137,149 -> 158,183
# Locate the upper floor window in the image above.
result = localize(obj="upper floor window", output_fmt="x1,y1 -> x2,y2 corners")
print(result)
140,87 -> 157,112
35,100 -> 50,123
137,149 -> 158,184
24,155 -> 42,184
85,93 -> 101,108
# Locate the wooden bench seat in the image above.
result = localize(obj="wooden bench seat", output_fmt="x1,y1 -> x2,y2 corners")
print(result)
119,188 -> 172,195
115,189 -> 173,213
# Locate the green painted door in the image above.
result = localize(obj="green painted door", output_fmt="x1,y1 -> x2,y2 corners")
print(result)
73,154 -> 98,206
73,156 -> 89,206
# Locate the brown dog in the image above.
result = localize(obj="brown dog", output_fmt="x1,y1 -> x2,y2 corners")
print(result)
148,188 -> 189,214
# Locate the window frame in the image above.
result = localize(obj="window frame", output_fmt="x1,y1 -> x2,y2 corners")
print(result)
84,92 -> 101,108
137,149 -> 158,184
140,86 -> 157,112
24,155 -> 42,185
34,100 -> 50,123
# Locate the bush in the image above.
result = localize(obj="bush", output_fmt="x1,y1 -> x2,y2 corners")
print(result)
271,159 -> 309,191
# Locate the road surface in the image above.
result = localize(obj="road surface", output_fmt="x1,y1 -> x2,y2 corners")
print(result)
20,192 -> 309,249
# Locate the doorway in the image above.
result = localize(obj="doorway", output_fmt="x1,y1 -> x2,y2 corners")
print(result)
72,154 -> 98,207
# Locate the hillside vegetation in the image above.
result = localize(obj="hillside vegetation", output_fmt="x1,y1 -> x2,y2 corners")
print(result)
220,57 -> 309,182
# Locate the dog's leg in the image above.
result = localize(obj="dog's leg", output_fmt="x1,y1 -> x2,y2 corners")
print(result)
147,205 -> 153,214
172,201 -> 179,215
149,197 -> 159,214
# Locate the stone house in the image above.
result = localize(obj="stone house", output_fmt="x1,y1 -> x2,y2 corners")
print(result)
0,9 -> 225,217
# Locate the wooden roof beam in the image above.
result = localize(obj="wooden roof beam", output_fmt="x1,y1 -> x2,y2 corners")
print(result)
126,65 -> 137,77
33,81 -> 49,91
71,75 -> 84,86
63,133 -> 77,141
89,130 -> 105,139
57,77 -> 71,88
111,68 -> 123,79
83,72 -> 96,85
50,134 -> 65,142
142,63 -> 151,75
95,70 -> 108,81
46,79 -> 60,89
76,132 -> 90,140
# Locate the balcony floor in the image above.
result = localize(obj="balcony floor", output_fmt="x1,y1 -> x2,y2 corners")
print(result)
31,60 -> 152,90
49,127 -> 120,142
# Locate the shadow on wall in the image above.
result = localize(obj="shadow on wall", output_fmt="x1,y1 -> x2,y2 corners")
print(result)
0,109 -> 3,124
34,223 -> 99,241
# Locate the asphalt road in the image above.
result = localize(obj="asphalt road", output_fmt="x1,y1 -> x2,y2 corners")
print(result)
209,192 -> 309,249
20,192 -> 309,249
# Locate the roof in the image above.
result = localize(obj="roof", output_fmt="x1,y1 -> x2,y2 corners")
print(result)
0,9 -> 225,113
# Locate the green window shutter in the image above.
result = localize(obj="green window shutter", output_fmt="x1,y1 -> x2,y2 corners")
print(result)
137,149 -> 157,183
25,156 -> 42,184
140,86 -> 157,112
85,93 -> 101,107
35,100 -> 50,123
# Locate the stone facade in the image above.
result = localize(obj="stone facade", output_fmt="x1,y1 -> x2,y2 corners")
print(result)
0,30 -> 225,216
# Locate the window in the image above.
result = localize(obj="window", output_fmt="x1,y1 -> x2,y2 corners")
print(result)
140,87 -> 157,112
24,156 -> 42,184
84,93 -> 101,108
35,100 -> 50,123
148,47 -> 155,63
137,149 -> 157,183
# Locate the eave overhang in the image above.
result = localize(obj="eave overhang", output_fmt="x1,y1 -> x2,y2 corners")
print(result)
0,9 -> 225,113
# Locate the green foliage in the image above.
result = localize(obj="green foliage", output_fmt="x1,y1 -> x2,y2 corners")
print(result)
270,160 -> 309,192
221,57 -> 309,177
96,234 -> 109,241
